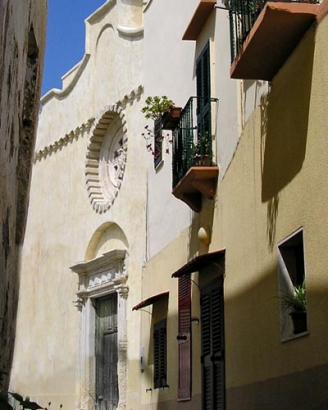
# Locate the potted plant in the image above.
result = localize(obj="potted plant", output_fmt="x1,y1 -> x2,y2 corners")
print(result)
281,283 -> 307,335
141,96 -> 181,130
192,134 -> 212,167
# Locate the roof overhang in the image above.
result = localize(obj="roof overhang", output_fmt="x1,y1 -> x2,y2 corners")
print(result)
132,291 -> 169,311
171,249 -> 225,278
183,0 -> 216,41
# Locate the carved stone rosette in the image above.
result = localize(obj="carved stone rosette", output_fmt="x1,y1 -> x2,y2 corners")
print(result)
85,105 -> 128,214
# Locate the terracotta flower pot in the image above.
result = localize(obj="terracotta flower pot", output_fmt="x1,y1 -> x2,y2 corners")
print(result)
194,154 -> 212,167
161,107 -> 182,130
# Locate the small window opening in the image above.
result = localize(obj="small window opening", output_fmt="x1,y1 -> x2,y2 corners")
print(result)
154,118 -> 163,169
278,230 -> 308,340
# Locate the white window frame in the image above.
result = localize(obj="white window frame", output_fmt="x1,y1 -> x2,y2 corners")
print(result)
277,228 -> 309,342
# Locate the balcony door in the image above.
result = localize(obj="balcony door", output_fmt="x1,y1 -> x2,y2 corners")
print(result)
200,277 -> 225,410
95,293 -> 119,410
196,43 -> 211,143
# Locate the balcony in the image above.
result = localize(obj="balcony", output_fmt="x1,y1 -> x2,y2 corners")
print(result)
229,0 -> 320,80
172,97 -> 219,212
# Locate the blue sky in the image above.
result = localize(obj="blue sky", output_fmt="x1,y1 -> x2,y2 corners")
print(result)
42,0 -> 106,96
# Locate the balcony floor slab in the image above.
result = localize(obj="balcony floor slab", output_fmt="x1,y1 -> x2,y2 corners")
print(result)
230,2 -> 319,81
172,166 -> 219,212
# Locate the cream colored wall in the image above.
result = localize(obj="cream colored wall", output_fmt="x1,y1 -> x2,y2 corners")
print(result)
10,2 -> 147,409
38,2 -> 142,151
143,0 -> 198,259
139,10 -> 328,409
138,229 -> 203,406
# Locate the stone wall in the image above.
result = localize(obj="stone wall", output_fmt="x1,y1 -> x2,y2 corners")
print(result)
0,0 -> 47,390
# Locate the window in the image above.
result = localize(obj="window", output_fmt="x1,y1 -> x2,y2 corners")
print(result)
154,118 -> 163,168
200,278 -> 225,410
196,42 -> 211,140
278,230 -> 308,340
177,276 -> 192,400
153,319 -> 167,389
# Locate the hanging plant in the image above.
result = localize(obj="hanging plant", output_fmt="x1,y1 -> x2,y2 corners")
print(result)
141,96 -> 176,158
141,96 -> 174,120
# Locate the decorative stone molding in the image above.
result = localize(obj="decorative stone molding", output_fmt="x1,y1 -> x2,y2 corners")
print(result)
85,85 -> 143,214
72,249 -> 127,298
70,249 -> 128,410
34,85 -> 143,166
41,54 -> 91,105
34,118 -> 95,163
85,105 -> 128,214
117,25 -> 144,38
143,0 -> 153,12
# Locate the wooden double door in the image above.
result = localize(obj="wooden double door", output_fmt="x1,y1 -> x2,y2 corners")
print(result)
95,293 -> 119,410
200,277 -> 226,410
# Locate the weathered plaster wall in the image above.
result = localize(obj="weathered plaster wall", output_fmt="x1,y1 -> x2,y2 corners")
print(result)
10,2 -> 146,409
0,0 -> 47,391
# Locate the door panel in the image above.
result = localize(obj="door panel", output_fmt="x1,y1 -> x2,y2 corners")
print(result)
95,294 -> 118,410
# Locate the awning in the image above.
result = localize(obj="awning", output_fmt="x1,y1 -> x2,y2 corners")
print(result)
171,249 -> 225,278
132,291 -> 169,311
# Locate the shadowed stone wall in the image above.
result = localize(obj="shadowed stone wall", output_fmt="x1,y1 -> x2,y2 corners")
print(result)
0,0 -> 47,391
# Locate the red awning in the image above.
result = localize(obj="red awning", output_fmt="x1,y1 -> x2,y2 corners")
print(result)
132,291 -> 169,311
171,249 -> 225,278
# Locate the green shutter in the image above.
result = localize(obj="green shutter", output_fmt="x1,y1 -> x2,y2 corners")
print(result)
200,278 -> 225,410
196,43 -> 212,154
154,319 -> 167,389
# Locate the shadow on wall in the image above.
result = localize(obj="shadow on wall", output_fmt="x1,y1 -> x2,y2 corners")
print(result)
0,21 -> 40,390
139,256 -> 328,409
260,27 -> 316,249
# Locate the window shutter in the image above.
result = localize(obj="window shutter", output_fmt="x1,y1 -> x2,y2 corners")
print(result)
154,320 -> 167,389
178,276 -> 191,401
202,45 -> 210,104
212,283 -> 225,410
154,118 -> 163,168
196,61 -> 202,115
201,279 -> 225,410
196,43 -> 211,141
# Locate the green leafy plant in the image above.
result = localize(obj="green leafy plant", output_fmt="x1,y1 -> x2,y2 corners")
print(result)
141,96 -> 174,120
281,283 -> 307,313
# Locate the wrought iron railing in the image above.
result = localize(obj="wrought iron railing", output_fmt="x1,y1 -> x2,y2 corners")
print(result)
172,97 -> 215,188
229,0 -> 319,62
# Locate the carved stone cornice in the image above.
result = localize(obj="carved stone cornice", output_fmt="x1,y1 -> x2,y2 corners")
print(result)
34,85 -> 143,165
70,249 -> 126,276
70,250 -> 128,299
34,118 -> 95,162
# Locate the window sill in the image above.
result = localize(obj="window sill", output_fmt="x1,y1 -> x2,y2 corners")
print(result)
281,330 -> 309,344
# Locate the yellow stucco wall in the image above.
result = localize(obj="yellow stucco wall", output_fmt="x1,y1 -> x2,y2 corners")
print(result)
140,14 -> 328,409
216,16 -> 328,388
